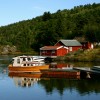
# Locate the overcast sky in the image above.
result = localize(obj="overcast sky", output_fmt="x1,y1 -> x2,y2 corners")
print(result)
0,0 -> 99,26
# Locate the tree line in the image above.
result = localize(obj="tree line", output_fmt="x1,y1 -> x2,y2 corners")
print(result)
0,3 -> 100,53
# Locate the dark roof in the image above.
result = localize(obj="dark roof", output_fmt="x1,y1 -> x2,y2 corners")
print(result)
57,39 -> 82,46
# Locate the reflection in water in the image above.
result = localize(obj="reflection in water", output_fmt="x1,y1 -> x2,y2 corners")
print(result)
1,55 -> 100,100
13,77 -> 40,87
49,62 -> 74,68
49,61 -> 100,68
9,72 -> 100,96
9,72 -> 42,87
38,78 -> 100,96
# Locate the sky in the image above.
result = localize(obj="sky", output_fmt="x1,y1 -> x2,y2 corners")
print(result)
0,0 -> 100,26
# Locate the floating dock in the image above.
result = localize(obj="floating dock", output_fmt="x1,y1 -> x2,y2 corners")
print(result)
73,66 -> 100,79
40,68 -> 80,79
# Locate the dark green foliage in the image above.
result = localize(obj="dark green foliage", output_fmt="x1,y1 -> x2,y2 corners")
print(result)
84,23 -> 100,43
0,3 -> 100,52
42,12 -> 52,21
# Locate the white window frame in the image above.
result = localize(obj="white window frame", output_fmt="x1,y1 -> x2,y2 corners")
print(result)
69,47 -> 72,51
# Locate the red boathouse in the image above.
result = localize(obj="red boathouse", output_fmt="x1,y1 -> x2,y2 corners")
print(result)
40,39 -> 82,57
40,46 -> 68,57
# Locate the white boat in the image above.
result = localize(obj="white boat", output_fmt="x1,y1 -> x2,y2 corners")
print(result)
32,56 -> 46,62
8,55 -> 49,72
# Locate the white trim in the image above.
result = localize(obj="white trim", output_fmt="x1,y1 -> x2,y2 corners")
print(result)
57,46 -> 69,50
64,46 -> 68,49
57,46 -> 63,50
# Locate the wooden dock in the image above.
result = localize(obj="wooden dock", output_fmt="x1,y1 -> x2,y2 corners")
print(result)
73,66 -> 100,74
91,66 -> 100,71
40,68 -> 80,79
73,66 -> 100,79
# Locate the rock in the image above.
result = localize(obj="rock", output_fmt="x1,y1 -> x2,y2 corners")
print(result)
1,45 -> 17,54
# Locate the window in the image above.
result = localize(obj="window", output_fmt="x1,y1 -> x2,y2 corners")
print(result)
69,47 -> 72,51
17,59 -> 20,63
52,50 -> 55,53
27,57 -> 31,61
23,58 -> 26,61
24,64 -> 26,66
42,50 -> 45,53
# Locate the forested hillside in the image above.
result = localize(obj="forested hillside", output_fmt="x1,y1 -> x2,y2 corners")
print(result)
0,3 -> 100,53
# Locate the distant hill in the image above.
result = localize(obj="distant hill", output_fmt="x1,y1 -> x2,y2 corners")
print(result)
0,3 -> 100,53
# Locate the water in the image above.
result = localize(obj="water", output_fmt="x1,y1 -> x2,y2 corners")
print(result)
0,55 -> 100,100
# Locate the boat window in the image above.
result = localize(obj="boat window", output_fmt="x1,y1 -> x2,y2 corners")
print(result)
11,59 -> 14,64
24,64 -> 26,66
27,57 -> 31,61
23,58 -> 26,61
17,59 -> 20,63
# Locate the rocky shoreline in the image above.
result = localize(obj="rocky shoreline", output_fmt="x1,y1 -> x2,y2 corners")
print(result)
0,45 -> 37,55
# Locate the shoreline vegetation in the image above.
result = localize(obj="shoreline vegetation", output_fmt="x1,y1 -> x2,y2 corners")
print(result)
53,48 -> 100,62
0,45 -> 100,62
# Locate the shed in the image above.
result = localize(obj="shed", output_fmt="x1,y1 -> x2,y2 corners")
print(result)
55,39 -> 82,52
74,37 -> 94,49
40,46 -> 68,57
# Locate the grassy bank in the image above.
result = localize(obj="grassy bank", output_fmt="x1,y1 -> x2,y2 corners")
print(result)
54,48 -> 100,62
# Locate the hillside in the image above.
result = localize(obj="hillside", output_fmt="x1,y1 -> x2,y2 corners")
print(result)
0,3 -> 100,53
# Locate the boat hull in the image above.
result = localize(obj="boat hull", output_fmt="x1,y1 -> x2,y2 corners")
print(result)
8,64 -> 49,72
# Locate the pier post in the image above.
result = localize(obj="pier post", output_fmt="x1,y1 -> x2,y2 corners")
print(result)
86,72 -> 91,78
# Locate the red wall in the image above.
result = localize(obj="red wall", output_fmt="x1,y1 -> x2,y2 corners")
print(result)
40,47 -> 68,56
71,46 -> 82,52
81,42 -> 93,49
57,48 -> 68,56
40,50 -> 57,56
55,42 -> 63,46
55,42 -> 82,53
40,46 -> 81,56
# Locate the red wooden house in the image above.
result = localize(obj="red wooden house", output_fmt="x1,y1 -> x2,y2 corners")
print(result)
55,40 -> 82,52
40,39 -> 82,57
74,37 -> 94,49
40,46 -> 68,57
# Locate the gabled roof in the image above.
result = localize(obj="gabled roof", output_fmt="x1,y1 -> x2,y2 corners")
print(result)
55,39 -> 82,46
40,46 -> 63,50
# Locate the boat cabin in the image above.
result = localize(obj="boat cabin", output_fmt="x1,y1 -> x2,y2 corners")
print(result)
12,56 -> 44,67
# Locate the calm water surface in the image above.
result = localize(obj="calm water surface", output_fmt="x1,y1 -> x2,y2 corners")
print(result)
0,55 -> 100,100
